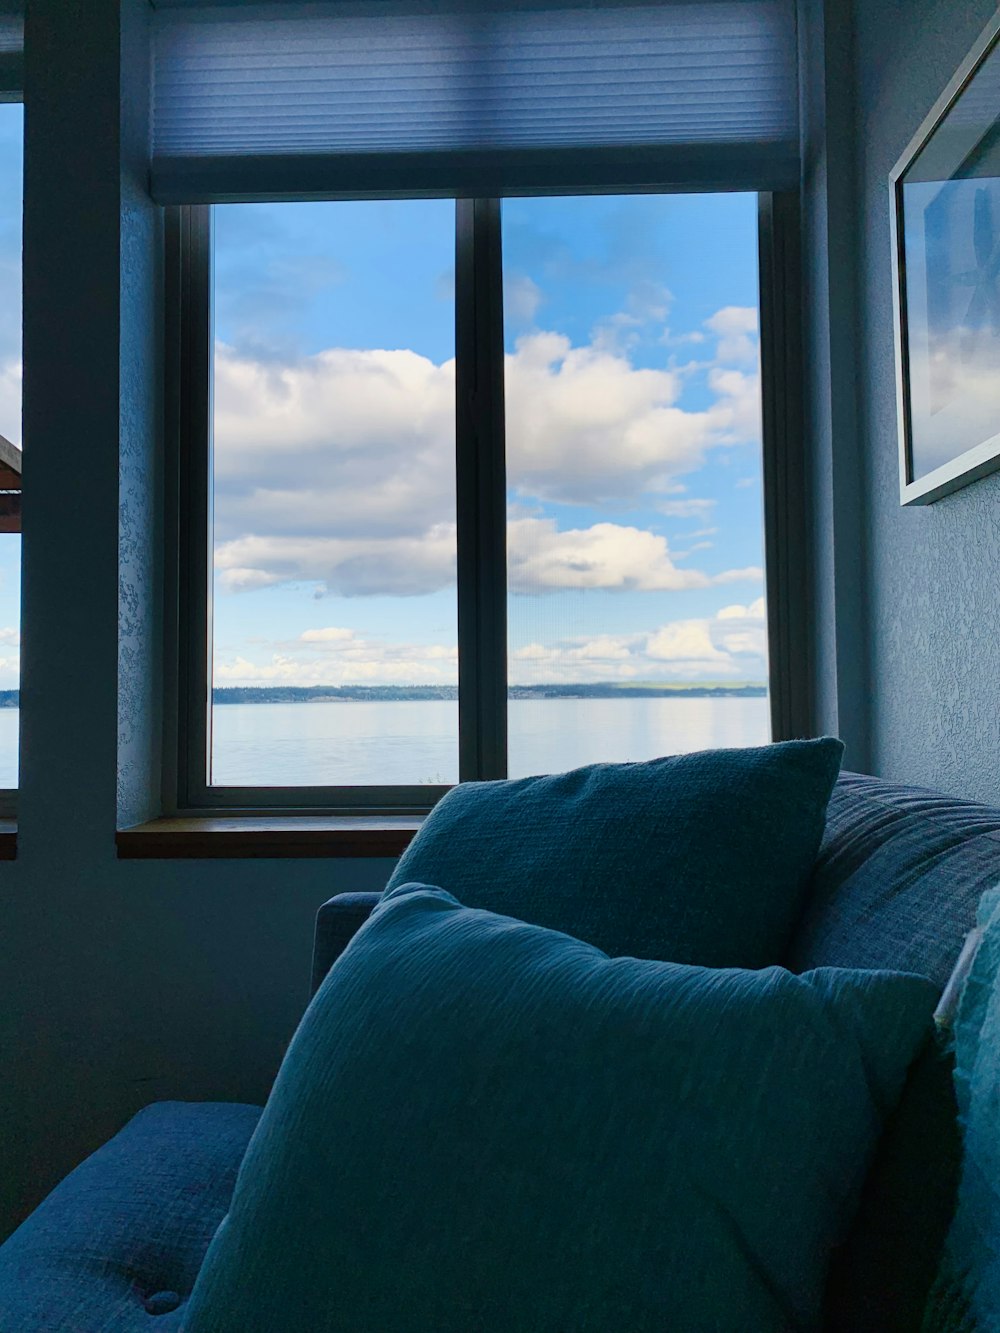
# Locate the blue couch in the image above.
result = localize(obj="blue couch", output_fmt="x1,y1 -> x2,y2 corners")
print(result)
2,770 -> 999,1330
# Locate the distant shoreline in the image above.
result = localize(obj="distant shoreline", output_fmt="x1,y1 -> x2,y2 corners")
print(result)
211,684 -> 768,704
0,684 -> 768,709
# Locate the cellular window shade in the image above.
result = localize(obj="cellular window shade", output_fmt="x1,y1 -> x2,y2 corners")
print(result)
151,0 -> 798,200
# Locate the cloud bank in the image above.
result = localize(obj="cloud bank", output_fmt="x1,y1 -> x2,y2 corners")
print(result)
215,599 -> 767,688
212,317 -> 762,599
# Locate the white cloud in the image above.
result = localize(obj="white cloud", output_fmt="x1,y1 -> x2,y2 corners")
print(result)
504,273 -> 543,325
705,306 -> 759,365
510,600 -> 768,685
0,627 -> 21,689
215,626 -> 458,687
0,359 -> 21,447
505,332 -> 711,504
717,597 -> 765,620
704,368 -> 761,444
508,518 -> 756,594
216,516 -> 762,598
214,344 -> 454,543
215,598 -> 768,689
216,524 -> 457,597
300,626 -> 357,644
209,310 -> 763,598
713,597 -> 767,660
713,566 -> 765,585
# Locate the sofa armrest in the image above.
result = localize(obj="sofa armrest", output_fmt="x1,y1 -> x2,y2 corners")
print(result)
310,892 -> 381,997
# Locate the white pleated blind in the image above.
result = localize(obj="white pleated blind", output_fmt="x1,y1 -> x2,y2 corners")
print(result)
151,0 -> 799,200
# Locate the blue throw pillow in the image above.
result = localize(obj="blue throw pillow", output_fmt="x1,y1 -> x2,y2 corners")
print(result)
923,884 -> 1000,1331
385,737 -> 845,967
185,883 -> 936,1333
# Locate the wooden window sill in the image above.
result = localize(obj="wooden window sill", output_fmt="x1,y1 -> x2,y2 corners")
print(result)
116,816 -> 420,860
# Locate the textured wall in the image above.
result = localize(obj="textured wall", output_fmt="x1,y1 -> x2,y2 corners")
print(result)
117,0 -> 162,828
0,0 -> 396,1239
853,0 -> 1000,803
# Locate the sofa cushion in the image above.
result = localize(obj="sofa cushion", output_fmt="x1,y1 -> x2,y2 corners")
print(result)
788,771 -> 1000,986
185,883 -> 936,1333
790,772 -> 1000,1332
0,1100 -> 261,1332
923,885 -> 1000,1332
385,737 -> 844,968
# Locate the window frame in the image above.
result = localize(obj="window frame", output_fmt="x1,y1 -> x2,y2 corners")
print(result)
165,189 -> 807,817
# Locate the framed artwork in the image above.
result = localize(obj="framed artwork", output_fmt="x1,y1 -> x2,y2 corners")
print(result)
892,11 -> 1000,504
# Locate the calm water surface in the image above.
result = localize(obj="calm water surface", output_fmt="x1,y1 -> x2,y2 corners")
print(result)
209,696 -> 770,786
0,708 -> 15,786
0,698 -> 771,790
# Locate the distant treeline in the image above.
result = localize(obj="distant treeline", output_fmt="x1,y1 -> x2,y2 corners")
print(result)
212,683 -> 767,704
0,685 -> 767,710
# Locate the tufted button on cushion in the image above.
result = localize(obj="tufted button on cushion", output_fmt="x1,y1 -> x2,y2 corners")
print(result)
144,1290 -> 181,1316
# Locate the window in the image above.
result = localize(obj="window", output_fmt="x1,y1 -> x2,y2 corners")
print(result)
0,98 -> 21,799
210,199 -> 458,789
158,0 -> 804,815
502,194 -> 769,778
172,191 -> 789,811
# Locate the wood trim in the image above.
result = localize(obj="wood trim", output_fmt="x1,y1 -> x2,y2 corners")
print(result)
116,816 -> 420,859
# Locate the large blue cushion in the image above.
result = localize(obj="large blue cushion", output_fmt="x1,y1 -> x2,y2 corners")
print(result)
0,1101 -> 261,1332
186,883 -> 935,1333
385,737 -> 845,967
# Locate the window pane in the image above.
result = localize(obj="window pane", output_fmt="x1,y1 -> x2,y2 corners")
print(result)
210,200 -> 457,787
502,194 -> 769,778
0,103 -> 22,788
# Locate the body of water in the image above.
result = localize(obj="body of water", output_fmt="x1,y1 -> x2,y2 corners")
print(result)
0,708 -> 16,787
210,696 -> 771,786
0,697 -> 771,790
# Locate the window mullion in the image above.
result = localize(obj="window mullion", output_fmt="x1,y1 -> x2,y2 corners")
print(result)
455,198 -> 508,782
758,191 -> 810,741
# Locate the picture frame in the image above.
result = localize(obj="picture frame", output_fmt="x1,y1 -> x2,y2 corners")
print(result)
891,10 -> 1000,505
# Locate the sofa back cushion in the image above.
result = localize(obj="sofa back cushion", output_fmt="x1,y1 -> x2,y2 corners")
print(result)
788,772 -> 1000,985
385,738 -> 844,969
788,772 -> 1000,1333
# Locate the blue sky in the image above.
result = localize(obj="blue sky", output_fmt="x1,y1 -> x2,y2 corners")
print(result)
0,108 -> 767,702
212,192 -> 766,690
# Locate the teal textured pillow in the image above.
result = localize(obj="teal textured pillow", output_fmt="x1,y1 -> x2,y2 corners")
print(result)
186,884 -> 936,1333
384,738 -> 845,967
923,885 -> 1000,1332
